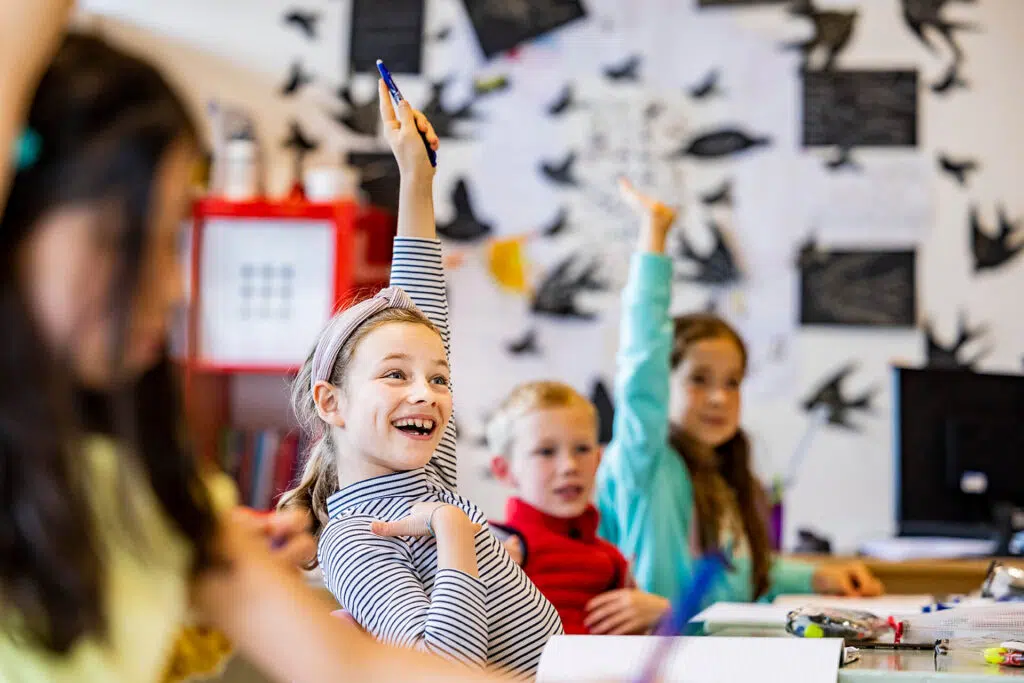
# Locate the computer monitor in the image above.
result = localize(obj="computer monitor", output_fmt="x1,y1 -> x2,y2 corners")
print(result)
893,366 -> 1024,539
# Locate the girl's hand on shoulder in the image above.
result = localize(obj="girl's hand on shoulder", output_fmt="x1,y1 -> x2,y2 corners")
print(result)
371,502 -> 480,539
378,78 -> 439,181
812,561 -> 884,597
584,588 -> 670,635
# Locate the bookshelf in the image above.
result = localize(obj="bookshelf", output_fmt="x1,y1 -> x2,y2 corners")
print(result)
181,197 -> 396,508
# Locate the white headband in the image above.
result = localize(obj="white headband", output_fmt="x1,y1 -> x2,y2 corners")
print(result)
310,286 -> 418,391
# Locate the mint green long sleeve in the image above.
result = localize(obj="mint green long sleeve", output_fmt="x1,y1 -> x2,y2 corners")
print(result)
596,252 -> 815,605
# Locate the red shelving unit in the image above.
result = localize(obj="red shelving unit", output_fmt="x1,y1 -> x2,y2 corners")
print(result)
181,196 -> 396,494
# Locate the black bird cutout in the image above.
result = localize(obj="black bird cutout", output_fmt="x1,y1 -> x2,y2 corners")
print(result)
282,120 -> 319,183
541,208 -> 569,237
931,61 -> 968,94
971,204 -> 1024,273
802,363 -> 875,431
785,0 -> 858,71
700,180 -> 733,207
796,233 -> 827,270
938,153 -> 978,186
437,178 -> 492,242
923,312 -> 989,370
671,128 -> 771,160
421,79 -> 478,139
603,55 -> 642,83
901,0 -> 976,63
282,120 -> 318,155
506,329 -> 540,356
590,380 -> 615,445
675,220 -> 742,286
688,69 -> 722,99
547,84 -> 576,116
644,102 -> 664,120
825,145 -> 861,173
284,9 -> 320,39
333,86 -> 379,137
531,254 -> 606,320
281,61 -> 313,96
539,152 -> 579,187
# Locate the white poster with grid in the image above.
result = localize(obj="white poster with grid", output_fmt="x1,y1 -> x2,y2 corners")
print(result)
199,217 -> 335,366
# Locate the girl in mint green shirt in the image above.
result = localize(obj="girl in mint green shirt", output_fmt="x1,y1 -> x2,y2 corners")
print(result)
596,180 -> 882,606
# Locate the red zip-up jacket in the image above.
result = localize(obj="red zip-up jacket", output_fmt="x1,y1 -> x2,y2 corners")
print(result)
501,498 -> 630,634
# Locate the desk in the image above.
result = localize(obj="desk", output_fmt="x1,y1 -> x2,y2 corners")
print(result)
714,628 -> 1024,682
789,556 -> 1024,597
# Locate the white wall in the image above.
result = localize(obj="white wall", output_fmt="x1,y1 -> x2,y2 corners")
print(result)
81,0 -> 1024,552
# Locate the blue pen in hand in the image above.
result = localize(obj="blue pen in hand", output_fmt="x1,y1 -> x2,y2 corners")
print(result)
376,59 -> 437,167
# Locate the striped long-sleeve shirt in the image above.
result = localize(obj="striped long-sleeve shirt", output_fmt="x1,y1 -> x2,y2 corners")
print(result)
317,237 -> 563,678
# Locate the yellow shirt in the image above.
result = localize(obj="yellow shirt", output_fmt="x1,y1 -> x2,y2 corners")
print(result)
0,437 -> 236,683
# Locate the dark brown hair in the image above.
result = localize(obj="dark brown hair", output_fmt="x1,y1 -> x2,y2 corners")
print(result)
0,34 -> 216,652
669,313 -> 772,599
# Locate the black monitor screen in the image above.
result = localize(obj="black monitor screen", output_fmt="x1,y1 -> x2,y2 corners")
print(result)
894,366 -> 1024,538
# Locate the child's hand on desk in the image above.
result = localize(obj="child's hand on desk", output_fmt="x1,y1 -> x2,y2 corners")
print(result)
378,78 -> 439,180
584,589 -> 671,635
812,561 -> 884,597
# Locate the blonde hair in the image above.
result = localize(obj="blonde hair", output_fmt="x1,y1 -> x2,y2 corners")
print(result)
485,381 -> 597,457
277,306 -> 439,547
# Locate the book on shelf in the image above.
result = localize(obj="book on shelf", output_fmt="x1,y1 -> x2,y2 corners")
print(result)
220,427 -> 304,510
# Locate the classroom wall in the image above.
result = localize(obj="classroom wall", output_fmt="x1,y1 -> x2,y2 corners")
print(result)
81,0 -> 1024,553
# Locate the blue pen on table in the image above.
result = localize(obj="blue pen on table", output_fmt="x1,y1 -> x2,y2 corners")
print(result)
375,59 -> 437,167
632,551 -> 731,683
921,596 -> 962,613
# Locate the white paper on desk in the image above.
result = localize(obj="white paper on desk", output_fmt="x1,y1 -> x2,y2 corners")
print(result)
857,537 -> 997,561
536,635 -> 843,683
690,603 -> 791,633
772,595 -> 933,617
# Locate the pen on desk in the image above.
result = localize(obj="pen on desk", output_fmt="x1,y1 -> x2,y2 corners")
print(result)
855,642 -> 939,652
921,597 -> 962,613
376,59 -> 437,167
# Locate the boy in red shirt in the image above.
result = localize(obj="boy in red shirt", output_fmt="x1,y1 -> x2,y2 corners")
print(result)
489,381 -> 669,635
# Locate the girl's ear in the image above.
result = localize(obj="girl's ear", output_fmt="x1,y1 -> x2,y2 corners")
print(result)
596,445 -> 605,467
313,381 -> 346,428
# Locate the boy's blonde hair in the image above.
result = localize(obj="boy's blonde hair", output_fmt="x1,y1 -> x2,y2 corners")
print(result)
277,302 -> 439,550
485,381 -> 597,457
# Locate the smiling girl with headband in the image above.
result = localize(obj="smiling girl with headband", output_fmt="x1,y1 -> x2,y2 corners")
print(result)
278,80 -> 561,679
